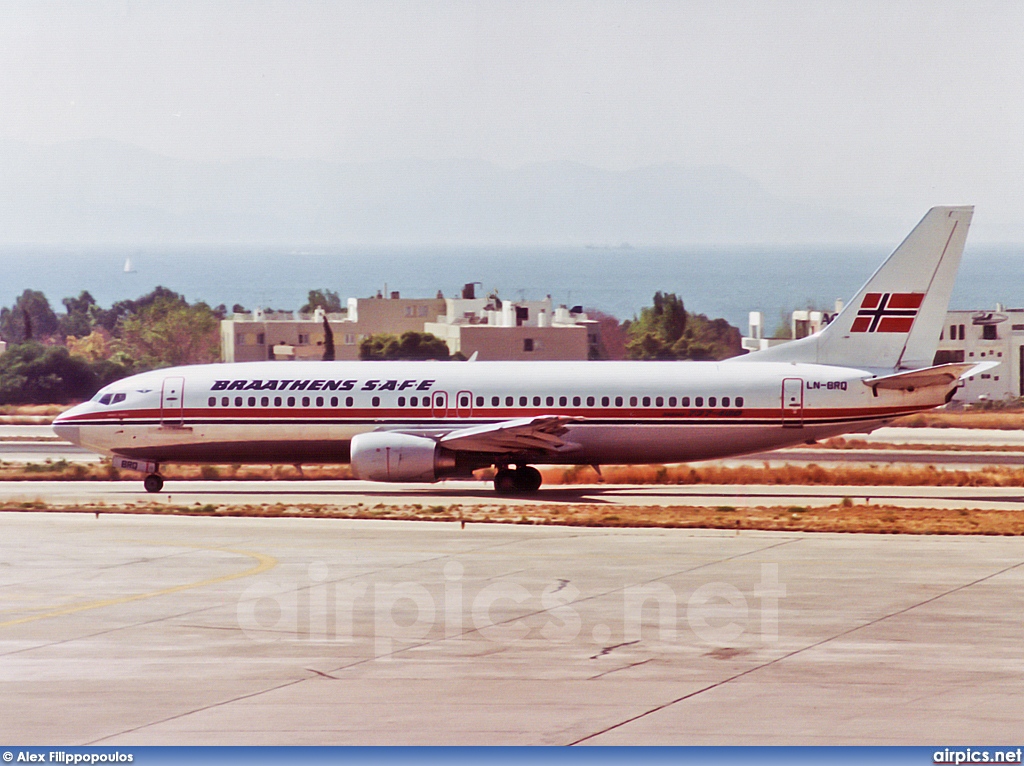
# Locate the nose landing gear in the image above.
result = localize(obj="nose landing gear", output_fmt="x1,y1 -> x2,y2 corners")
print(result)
143,474 -> 164,493
493,465 -> 543,495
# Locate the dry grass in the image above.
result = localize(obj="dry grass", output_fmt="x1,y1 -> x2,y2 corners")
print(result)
816,437 -> 1024,452
5,459 -> 1024,488
894,411 -> 1024,430
0,404 -> 73,424
6,500 -> 1024,536
0,461 -> 353,482
540,462 -> 1024,488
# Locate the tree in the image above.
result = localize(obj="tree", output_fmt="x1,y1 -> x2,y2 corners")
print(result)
322,316 -> 335,361
586,309 -> 628,360
113,296 -> 220,369
359,331 -> 450,361
59,290 -> 98,339
625,292 -> 742,361
0,290 -> 60,343
0,342 -> 127,404
300,289 -> 343,314
91,286 -> 186,333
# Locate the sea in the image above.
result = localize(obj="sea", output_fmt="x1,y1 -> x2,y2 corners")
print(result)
2,244 -> 1023,332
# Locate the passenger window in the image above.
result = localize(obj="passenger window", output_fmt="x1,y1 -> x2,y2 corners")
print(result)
668,396 -> 676,407
533,396 -> 541,406
519,396 -> 527,406
398,397 -> 406,407
642,396 -> 651,407
235,397 -> 243,407
586,396 -> 595,406
506,396 -> 514,406
630,396 -> 638,406
274,396 -> 282,406
331,396 -> 338,407
546,396 -> 554,406
572,396 -> 581,406
302,396 -> 310,407
208,397 -> 216,407
492,396 -> 500,406
261,396 -> 269,407
246,396 -> 255,406
287,396 -> 295,406
655,396 -> 663,407
736,396 -> 744,407
559,396 -> 567,406
695,397 -> 703,407
709,397 -> 717,407
460,395 -> 469,407
722,396 -> 730,407
222,397 -> 229,406
601,396 -> 609,406
615,396 -> 623,407
409,396 -> 417,407
346,396 -> 354,407
476,396 -> 484,407
682,397 -> 690,407
372,396 -> 381,407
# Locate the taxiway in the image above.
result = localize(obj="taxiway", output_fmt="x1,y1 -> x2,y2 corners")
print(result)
1,512 -> 1022,744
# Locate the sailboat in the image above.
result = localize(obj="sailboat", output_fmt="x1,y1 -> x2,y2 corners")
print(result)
123,257 -> 137,273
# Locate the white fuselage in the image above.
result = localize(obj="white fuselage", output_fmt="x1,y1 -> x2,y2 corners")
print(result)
53,359 -> 944,469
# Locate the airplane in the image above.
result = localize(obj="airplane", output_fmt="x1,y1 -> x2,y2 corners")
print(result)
53,206 -> 993,495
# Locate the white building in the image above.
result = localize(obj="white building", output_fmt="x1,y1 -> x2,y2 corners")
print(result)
934,306 -> 1021,401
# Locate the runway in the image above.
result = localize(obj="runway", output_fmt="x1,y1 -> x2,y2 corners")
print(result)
1,511 -> 1022,744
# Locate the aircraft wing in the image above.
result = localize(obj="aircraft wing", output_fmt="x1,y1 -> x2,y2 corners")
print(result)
863,361 -> 999,391
438,415 -> 581,454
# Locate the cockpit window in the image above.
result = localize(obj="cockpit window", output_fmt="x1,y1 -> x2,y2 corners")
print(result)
96,392 -> 126,405
98,394 -> 112,405
112,393 -> 126,404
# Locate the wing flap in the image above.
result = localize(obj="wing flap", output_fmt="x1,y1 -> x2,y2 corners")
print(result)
439,415 -> 580,453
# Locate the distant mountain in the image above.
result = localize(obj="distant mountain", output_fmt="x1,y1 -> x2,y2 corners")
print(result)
0,139 -> 886,245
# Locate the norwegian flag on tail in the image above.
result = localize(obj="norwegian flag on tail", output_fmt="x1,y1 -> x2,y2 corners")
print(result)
850,292 -> 924,333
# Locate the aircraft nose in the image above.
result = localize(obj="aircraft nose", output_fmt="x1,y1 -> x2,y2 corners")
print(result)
52,404 -> 88,446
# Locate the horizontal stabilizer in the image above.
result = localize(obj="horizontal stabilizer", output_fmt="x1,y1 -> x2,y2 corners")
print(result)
440,415 -> 580,453
862,361 -> 999,391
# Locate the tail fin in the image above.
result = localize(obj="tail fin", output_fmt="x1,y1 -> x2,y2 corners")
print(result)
740,206 -> 973,371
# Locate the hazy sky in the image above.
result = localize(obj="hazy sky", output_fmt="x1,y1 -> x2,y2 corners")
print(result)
3,1 -> 1024,237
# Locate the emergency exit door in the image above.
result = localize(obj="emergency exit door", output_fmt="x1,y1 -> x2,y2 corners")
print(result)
781,378 -> 804,427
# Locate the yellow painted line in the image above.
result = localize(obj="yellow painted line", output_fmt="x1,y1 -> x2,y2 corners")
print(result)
0,542 -> 277,629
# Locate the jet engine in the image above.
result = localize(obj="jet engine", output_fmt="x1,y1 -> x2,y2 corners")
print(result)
350,432 -> 458,482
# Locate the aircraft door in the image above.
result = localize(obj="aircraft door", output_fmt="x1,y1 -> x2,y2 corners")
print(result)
161,376 -> 185,426
432,391 -> 448,418
456,390 -> 474,417
781,378 -> 804,428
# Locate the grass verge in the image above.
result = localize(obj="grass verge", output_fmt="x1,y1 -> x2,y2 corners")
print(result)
3,500 -> 1024,536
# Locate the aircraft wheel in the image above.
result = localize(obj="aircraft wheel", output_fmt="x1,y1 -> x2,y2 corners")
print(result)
144,474 -> 164,493
493,469 -> 517,495
515,466 -> 542,493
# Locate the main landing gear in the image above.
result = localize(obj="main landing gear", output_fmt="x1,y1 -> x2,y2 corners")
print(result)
144,474 -> 164,493
493,465 -> 543,495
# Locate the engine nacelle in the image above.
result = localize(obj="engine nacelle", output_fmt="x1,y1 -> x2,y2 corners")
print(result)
350,432 -> 457,482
